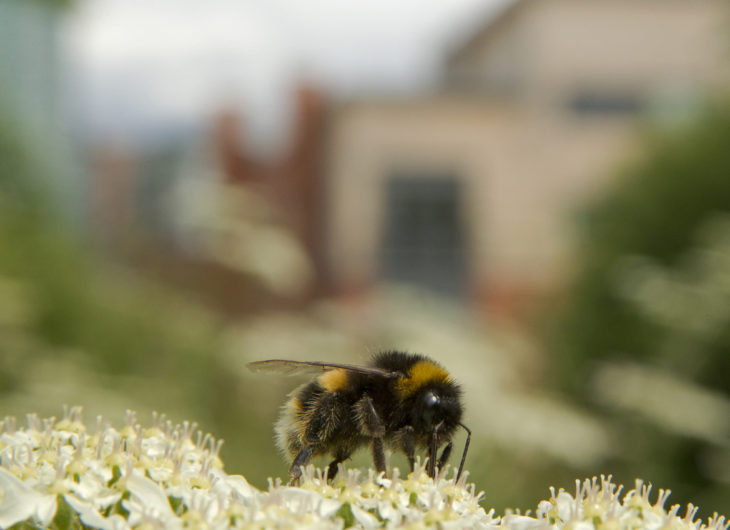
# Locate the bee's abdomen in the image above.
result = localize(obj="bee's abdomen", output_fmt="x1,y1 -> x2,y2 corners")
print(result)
275,384 -> 309,459
275,378 -> 357,461
274,380 -> 333,458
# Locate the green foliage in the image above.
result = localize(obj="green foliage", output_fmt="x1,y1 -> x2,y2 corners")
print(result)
554,100 -> 730,394
0,90 -> 280,489
336,502 -> 355,528
27,0 -> 73,9
549,99 -> 730,516
50,495 -> 77,530
0,102 -> 49,214
9,522 -> 49,530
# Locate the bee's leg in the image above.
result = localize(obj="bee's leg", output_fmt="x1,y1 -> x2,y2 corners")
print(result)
426,430 -> 441,478
296,392 -> 345,485
354,395 -> 386,473
288,444 -> 314,486
427,442 -> 435,478
437,441 -> 453,471
326,447 -> 352,482
397,425 -> 416,472
305,392 -> 343,444
372,437 -> 386,473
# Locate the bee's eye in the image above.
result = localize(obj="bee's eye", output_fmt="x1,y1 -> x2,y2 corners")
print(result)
423,391 -> 440,408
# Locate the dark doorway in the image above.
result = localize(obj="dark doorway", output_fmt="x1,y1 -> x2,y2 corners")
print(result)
381,174 -> 467,297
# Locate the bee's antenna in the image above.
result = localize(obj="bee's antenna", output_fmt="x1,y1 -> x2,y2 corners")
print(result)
456,422 -> 471,482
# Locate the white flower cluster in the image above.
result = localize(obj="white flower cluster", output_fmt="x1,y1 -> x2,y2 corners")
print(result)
530,476 -> 729,530
0,407 -> 728,530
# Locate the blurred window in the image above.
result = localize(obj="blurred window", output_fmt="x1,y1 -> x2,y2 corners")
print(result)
568,92 -> 644,115
381,175 -> 467,297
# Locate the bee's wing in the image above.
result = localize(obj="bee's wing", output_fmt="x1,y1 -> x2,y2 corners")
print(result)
247,359 -> 402,379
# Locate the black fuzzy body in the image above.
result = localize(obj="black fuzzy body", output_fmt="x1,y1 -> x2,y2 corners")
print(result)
275,351 -> 463,472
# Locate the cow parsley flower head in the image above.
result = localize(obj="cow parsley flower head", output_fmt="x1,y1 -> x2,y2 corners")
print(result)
1,406 -> 728,529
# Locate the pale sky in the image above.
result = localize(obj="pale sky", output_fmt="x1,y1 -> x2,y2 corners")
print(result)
63,0 -> 508,151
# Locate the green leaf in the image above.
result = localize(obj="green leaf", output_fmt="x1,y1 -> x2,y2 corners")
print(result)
9,520 -> 46,529
335,502 -> 355,528
110,493 -> 130,519
168,495 -> 184,515
107,465 -> 122,488
51,494 -> 78,530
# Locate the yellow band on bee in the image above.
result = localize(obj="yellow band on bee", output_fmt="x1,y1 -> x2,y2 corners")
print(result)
396,361 -> 450,397
287,396 -> 303,414
318,368 -> 349,392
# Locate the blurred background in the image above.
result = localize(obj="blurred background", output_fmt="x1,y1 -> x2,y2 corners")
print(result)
2,0 -> 730,516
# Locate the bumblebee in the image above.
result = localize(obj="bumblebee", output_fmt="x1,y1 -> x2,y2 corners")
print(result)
248,350 -> 471,485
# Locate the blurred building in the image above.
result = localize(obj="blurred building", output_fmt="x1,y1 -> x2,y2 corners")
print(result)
325,0 -> 730,318
82,0 -> 729,320
0,0 -> 81,217
214,85 -> 328,289
88,86 -> 326,314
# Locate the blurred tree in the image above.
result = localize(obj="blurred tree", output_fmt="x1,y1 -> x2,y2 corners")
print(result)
549,98 -> 730,515
26,0 -> 72,6
0,88 -> 280,487
554,99 -> 730,389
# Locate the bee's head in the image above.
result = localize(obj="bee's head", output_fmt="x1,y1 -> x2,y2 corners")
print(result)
411,382 -> 462,437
